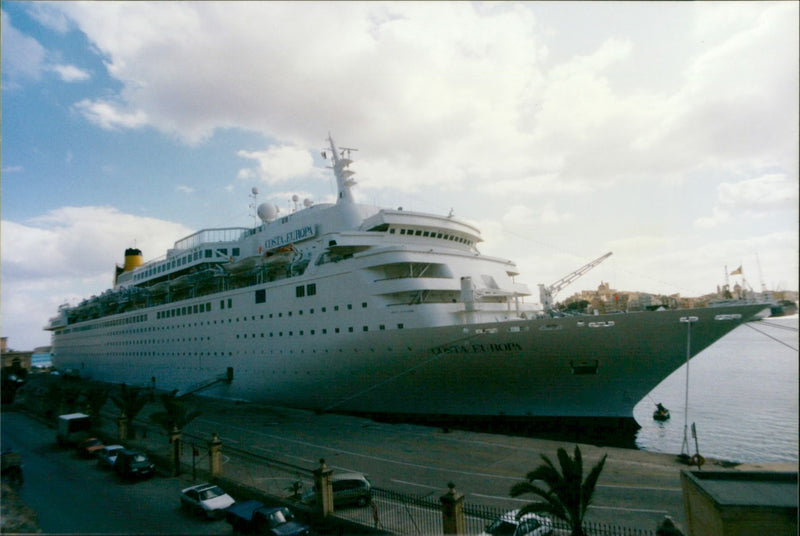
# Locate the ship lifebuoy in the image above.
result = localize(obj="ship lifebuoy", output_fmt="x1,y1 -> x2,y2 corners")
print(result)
690,454 -> 705,467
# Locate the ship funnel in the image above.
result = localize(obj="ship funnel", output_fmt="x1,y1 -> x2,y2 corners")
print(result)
123,248 -> 143,272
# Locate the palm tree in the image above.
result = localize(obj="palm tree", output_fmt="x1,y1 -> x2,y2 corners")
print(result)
149,391 -> 202,433
110,383 -> 149,439
84,385 -> 110,425
510,445 -> 607,536
149,392 -> 201,476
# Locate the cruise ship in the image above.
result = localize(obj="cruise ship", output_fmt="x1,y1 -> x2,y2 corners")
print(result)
47,136 -> 769,431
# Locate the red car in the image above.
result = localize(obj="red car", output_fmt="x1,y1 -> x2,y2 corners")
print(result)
77,437 -> 105,458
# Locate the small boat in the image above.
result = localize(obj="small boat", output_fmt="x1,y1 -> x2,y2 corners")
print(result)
653,403 -> 670,421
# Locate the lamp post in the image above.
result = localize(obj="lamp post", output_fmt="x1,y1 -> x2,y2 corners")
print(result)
679,316 -> 698,459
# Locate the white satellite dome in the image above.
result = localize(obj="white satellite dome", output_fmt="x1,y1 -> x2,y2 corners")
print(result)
257,203 -> 279,222
303,198 -> 313,207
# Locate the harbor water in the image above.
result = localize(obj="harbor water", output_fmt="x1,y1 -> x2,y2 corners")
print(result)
634,315 -> 798,464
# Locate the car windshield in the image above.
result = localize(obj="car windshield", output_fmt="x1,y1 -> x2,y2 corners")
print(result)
267,511 -> 287,528
486,520 -> 517,535
199,487 -> 224,500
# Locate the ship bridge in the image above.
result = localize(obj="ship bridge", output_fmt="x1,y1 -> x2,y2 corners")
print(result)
361,209 -> 482,249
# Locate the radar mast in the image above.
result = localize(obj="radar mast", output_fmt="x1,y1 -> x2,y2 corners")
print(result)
325,134 -> 358,204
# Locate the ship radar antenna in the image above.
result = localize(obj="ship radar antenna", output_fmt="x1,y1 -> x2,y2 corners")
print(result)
249,187 -> 260,226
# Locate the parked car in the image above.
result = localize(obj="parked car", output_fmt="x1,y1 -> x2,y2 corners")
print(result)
97,444 -> 124,469
481,510 -> 553,536
303,472 -> 371,508
114,449 -> 155,480
226,500 -> 312,535
77,437 -> 105,458
180,483 -> 235,519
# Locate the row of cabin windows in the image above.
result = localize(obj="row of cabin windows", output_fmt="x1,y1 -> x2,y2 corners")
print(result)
157,302 -> 212,319
391,227 -> 473,246
55,314 -> 148,335
135,247 -> 241,280
235,323 -> 404,338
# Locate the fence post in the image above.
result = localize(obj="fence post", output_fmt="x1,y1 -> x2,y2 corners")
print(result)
117,413 -> 128,441
440,482 -> 466,535
208,431 -> 223,478
169,426 -> 182,476
313,458 -> 334,517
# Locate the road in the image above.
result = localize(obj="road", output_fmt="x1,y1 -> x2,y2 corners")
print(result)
184,401 -> 686,531
1,410 -> 228,534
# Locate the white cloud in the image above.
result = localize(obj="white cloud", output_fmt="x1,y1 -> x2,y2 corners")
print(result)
1,207 -> 193,348
695,173 -> 798,228
50,63 -> 90,82
1,10 -> 47,86
176,185 -> 195,194
29,1 -> 794,198
73,99 -> 149,130
237,146 -> 315,185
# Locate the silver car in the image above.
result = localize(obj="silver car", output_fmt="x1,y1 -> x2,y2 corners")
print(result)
180,483 -> 235,519
96,445 -> 124,469
481,510 -> 553,536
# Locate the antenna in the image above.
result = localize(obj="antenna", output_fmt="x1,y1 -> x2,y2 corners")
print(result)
249,187 -> 259,226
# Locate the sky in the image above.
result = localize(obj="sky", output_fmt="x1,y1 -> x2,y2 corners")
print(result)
2,1 -> 798,351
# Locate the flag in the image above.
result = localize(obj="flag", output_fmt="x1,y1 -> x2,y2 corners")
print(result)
730,266 -> 742,275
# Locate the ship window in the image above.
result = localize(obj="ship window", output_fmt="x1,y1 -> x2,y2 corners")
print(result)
205,249 -> 212,258
310,329 -> 315,335
220,300 -> 225,310
362,302 -> 367,308
423,231 -> 430,237
347,304 -> 352,310
307,283 -> 316,296
400,229 -> 406,235
322,307 -> 326,313
379,325 -> 385,330
397,323 -> 404,329
255,289 -> 266,304
415,230 -> 422,236
363,326 -> 368,332
348,327 -> 354,332
390,228 -> 396,234
232,248 -> 240,256
335,328 -> 340,333
322,329 -> 327,334
296,286 -> 305,298
227,299 -> 232,308
334,306 -> 339,311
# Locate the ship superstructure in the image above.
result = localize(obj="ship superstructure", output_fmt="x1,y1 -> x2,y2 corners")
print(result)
47,136 -> 769,427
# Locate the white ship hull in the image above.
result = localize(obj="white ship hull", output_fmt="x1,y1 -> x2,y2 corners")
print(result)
49,278 -> 768,421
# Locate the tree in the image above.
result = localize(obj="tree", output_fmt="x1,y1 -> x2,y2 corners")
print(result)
84,385 -> 110,425
110,384 -> 149,439
510,445 -> 607,536
149,392 -> 201,434
149,392 -> 201,476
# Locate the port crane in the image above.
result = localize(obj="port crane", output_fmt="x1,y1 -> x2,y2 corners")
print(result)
538,252 -> 613,313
